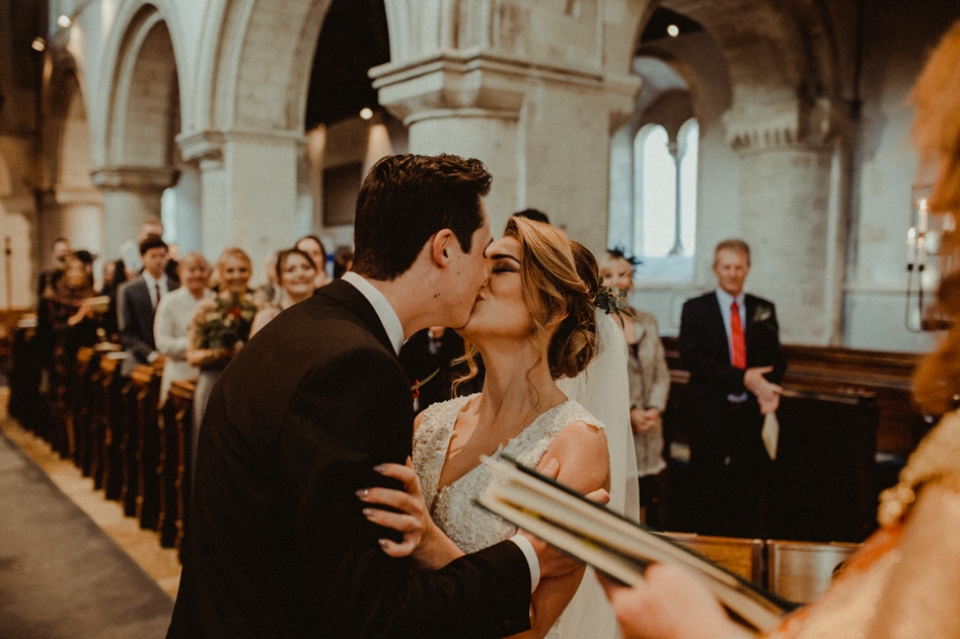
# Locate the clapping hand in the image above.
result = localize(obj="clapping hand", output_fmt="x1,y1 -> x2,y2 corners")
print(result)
358,458 -> 464,570
743,366 -> 782,414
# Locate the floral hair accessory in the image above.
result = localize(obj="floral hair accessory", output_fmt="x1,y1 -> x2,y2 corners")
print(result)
595,277 -> 631,323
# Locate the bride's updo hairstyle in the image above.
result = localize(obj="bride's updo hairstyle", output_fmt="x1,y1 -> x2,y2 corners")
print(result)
505,216 -> 599,379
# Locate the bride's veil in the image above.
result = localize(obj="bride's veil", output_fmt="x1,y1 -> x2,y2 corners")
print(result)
555,308 -> 639,639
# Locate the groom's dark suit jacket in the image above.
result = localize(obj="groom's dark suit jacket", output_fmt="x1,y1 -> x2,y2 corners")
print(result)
167,280 -> 531,639
678,291 -> 786,461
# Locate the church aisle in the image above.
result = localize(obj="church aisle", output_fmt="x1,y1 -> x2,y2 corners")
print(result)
0,417 -> 175,639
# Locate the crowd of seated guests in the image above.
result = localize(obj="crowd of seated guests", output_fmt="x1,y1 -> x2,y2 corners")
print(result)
26,226 -> 351,448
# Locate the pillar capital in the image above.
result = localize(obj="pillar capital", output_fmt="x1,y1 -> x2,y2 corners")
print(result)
723,97 -> 845,154
39,186 -> 104,208
177,130 -> 225,164
91,166 -> 179,192
371,50 -> 639,126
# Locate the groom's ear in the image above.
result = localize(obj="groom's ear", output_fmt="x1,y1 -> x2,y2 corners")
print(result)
430,230 -> 455,267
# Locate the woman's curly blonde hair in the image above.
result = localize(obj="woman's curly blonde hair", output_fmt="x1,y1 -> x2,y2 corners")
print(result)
453,217 -> 599,394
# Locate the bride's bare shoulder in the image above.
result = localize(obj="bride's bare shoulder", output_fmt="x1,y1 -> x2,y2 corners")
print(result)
545,419 -> 609,492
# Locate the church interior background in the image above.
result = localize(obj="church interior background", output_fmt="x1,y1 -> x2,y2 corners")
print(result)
2,0 -> 960,353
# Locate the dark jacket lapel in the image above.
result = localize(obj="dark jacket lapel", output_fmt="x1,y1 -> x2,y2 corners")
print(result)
318,279 -> 397,357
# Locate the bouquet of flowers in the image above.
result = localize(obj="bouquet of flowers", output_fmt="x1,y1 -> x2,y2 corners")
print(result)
195,293 -> 258,350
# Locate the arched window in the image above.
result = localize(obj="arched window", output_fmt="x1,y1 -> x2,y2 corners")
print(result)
629,117 -> 699,264
634,124 -> 675,257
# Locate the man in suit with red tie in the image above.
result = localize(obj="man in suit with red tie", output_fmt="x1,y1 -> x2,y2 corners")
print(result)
678,239 -> 786,537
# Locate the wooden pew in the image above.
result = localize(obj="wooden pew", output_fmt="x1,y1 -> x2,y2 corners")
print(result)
97,352 -> 130,500
765,539 -> 860,604
658,532 -> 765,585
159,379 -> 195,552
129,364 -> 162,530
661,337 -> 924,456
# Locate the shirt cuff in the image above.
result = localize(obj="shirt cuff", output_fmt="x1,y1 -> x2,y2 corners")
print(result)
147,351 -> 159,363
509,533 -> 540,593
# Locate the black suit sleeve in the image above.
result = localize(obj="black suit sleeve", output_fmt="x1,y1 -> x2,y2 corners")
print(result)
749,301 -> 786,384
678,299 -> 746,395
118,284 -> 155,363
281,345 -> 532,639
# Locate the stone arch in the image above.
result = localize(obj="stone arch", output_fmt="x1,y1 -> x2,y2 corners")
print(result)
197,0 -> 335,134
94,3 -> 186,258
104,7 -> 180,170
657,0 -> 841,149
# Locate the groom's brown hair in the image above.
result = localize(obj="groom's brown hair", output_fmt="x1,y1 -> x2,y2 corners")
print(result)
352,154 -> 492,281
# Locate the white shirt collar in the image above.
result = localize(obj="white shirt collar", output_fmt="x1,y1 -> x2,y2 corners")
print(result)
341,272 -> 405,355
142,271 -> 167,289
715,287 -> 745,310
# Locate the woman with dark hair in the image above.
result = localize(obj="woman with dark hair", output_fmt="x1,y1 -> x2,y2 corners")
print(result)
249,247 -> 317,338
296,234 -> 330,290
360,216 -> 611,639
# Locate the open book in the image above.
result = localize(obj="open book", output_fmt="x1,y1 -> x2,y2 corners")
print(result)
476,456 -> 790,633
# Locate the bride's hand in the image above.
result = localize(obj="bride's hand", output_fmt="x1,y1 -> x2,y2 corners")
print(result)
358,458 -> 464,570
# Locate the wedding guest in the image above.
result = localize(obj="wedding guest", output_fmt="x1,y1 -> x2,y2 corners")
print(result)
99,258 -> 128,342
37,237 -> 71,298
252,251 -> 280,307
399,326 -> 482,414
154,253 -> 213,403
333,246 -> 354,279
118,235 -> 181,371
186,247 -> 255,477
296,234 -> 330,290
249,248 -> 317,338
40,252 -> 99,449
600,19 -> 960,639
599,251 -> 670,527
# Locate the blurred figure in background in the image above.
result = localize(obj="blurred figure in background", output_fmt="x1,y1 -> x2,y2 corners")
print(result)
600,19 -> 960,639
154,253 -> 213,403
333,246 -> 354,279
600,250 -> 669,527
296,234 -> 330,290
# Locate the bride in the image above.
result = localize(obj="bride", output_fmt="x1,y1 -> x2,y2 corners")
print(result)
360,216 -> 611,638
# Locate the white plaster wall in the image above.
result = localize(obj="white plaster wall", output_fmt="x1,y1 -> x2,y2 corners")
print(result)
842,4 -> 959,352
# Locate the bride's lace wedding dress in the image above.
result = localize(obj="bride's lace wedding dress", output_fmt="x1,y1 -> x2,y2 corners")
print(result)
413,394 -> 605,639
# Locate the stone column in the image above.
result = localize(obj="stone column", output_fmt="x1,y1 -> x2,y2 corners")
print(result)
179,129 -> 303,281
91,167 -> 178,260
37,186 -> 104,261
372,52 -> 638,252
724,98 -> 846,344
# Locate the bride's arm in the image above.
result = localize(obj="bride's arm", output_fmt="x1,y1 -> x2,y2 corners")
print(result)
511,419 -> 610,639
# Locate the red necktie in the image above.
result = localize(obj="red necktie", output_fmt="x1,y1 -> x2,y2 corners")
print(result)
730,301 -> 746,369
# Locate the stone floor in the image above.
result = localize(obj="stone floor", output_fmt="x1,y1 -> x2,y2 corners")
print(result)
0,388 -> 182,601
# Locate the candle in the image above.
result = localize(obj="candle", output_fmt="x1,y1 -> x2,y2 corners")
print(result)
908,227 -> 917,266
918,234 -> 926,267
919,198 -> 929,234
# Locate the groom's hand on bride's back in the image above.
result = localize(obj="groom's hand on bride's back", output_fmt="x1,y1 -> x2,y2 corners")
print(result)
520,457 -> 611,579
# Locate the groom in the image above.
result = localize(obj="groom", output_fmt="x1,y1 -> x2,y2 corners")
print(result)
167,155 -> 540,639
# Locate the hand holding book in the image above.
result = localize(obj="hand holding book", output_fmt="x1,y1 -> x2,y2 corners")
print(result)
475,456 -> 788,634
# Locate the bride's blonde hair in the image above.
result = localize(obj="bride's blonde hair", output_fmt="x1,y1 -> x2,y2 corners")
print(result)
453,217 -> 598,393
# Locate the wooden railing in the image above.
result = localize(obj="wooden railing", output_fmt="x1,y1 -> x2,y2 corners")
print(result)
10,328 -> 196,560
